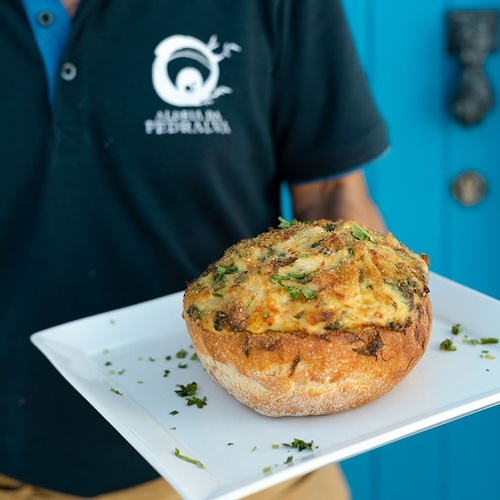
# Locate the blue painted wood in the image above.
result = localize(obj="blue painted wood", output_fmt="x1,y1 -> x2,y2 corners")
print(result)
445,64 -> 500,299
341,1 -> 500,499
439,1 -> 500,499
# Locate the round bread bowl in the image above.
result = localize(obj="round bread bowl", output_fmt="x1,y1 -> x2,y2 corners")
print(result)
183,219 -> 432,417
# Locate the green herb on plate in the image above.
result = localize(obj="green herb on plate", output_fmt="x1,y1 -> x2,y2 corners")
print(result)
440,339 -> 456,351
282,438 -> 314,451
480,337 -> 499,344
186,396 -> 207,408
175,382 -> 198,397
173,448 -> 205,469
176,349 -> 188,359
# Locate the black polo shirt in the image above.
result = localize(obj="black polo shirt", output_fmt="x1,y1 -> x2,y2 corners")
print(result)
0,0 -> 388,495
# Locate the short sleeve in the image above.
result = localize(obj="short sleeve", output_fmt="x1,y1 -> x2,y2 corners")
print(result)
272,0 -> 389,183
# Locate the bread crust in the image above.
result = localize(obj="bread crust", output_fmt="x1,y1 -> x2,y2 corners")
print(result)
182,220 -> 432,417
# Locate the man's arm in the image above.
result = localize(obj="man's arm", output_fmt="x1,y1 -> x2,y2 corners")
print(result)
289,170 -> 386,232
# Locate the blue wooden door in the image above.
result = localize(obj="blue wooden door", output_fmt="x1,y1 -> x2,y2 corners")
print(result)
341,1 -> 500,499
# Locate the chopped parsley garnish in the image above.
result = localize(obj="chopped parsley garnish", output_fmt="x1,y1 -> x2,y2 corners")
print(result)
442,324 -> 498,355
148,356 -> 156,362
351,223 -> 375,242
263,466 -> 272,474
175,382 -> 198,397
285,455 -> 294,464
173,448 -> 205,469
186,396 -> 207,408
170,410 -> 179,415
286,285 -> 300,299
440,339 -> 456,351
175,382 -> 207,408
105,361 -> 112,366
479,337 -> 499,344
190,352 -> 199,361
463,337 -> 498,345
118,369 -> 126,375
271,272 -> 316,300
178,362 -> 188,369
165,355 -> 172,361
163,370 -> 170,378
277,216 -> 298,229
463,338 -> 479,345
176,349 -> 188,359
109,387 -> 122,396
301,288 -> 317,300
215,264 -> 238,282
282,438 -> 314,451
271,272 -> 307,285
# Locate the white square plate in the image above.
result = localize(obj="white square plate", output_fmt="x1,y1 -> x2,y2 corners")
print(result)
31,272 -> 500,499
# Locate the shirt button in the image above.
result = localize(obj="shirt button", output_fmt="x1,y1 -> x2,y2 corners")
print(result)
61,62 -> 77,81
38,11 -> 54,26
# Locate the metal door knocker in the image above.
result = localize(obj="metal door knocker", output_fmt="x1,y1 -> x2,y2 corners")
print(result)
451,171 -> 487,206
447,10 -> 499,125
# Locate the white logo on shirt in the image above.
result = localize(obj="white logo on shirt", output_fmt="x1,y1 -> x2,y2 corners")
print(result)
152,35 -> 241,107
144,109 -> 232,135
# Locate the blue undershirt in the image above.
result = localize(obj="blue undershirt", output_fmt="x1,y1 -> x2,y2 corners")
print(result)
21,0 -> 71,105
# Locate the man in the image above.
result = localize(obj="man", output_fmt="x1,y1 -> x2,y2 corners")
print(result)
0,0 -> 388,498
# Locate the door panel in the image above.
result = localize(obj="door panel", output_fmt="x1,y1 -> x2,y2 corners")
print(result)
342,1 -> 500,499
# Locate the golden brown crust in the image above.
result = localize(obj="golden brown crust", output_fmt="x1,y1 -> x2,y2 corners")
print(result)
182,219 -> 432,417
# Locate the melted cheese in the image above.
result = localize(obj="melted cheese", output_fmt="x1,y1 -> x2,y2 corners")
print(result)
185,220 -> 430,336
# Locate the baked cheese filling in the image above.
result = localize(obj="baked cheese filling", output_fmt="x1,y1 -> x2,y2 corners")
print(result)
186,220 -> 430,337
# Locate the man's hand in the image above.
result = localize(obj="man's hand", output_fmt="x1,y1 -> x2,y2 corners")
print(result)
289,169 -> 386,232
